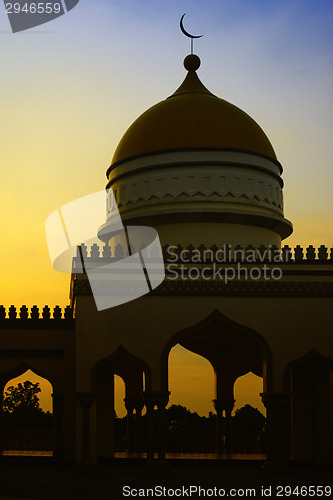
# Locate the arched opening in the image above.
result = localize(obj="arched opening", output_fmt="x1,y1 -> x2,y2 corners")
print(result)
114,375 -> 126,419
114,374 -> 126,452
232,372 -> 266,455
92,347 -> 150,461
2,369 -> 53,456
233,372 -> 265,416
167,344 -> 215,454
168,344 -> 214,415
284,351 -> 333,466
163,310 -> 271,460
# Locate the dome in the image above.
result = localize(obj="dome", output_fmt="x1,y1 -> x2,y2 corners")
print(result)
100,54 -> 292,246
111,55 -> 276,166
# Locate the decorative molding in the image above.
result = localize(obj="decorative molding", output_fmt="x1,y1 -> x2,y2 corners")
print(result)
0,349 -> 64,359
107,169 -> 283,217
151,279 -> 333,297
71,275 -> 333,298
107,148 -> 283,177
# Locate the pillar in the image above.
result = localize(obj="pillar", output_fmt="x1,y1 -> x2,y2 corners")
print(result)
143,391 -> 169,461
125,397 -> 144,452
0,391 -> 4,454
213,398 -> 235,453
213,399 -> 224,453
124,397 -> 135,452
96,372 -> 115,459
77,392 -> 95,465
52,393 -> 64,460
261,392 -> 291,466
134,399 -> 144,452
291,361 -> 331,465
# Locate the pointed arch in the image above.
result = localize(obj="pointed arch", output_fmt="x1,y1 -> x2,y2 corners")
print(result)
161,308 -> 273,392
283,349 -> 333,392
92,345 -> 151,392
284,348 -> 333,465
0,361 -> 54,394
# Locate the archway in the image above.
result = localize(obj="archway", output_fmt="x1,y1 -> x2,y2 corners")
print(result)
92,346 -> 150,460
233,372 -> 265,415
168,344 -> 214,415
284,350 -> 333,466
163,309 -> 271,458
167,344 -> 215,453
114,375 -> 126,419
1,369 -> 53,456
114,375 -> 126,452
232,372 -> 266,454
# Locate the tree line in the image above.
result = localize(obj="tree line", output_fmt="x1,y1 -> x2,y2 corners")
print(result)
2,380 -> 266,431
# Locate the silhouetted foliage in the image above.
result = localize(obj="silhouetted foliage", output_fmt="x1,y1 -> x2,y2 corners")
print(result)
166,404 -> 216,430
113,403 -> 266,453
232,404 -> 266,430
165,404 -> 265,431
2,380 -> 52,428
3,381 -> 40,412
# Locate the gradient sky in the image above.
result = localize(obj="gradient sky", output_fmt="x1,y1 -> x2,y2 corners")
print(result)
0,0 -> 332,416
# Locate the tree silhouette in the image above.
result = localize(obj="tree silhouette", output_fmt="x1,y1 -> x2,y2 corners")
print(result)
166,404 -> 215,429
3,381 -> 41,413
3,380 -> 52,427
232,404 -> 266,430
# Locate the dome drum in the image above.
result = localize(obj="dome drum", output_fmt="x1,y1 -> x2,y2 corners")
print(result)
98,148 -> 292,243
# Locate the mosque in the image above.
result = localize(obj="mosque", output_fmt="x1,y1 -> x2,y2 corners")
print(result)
0,44 -> 332,467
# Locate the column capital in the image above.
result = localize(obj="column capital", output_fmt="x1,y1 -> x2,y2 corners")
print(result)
124,397 -> 144,412
143,391 -> 170,409
212,398 -> 235,412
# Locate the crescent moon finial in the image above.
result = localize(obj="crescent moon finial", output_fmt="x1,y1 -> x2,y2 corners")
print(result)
180,13 -> 203,55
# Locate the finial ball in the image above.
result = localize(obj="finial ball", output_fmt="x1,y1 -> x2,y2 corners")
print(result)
184,54 -> 201,71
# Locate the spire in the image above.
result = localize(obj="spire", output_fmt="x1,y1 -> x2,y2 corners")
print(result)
168,55 -> 215,98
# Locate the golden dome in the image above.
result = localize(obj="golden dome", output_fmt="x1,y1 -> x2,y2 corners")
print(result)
111,55 -> 276,166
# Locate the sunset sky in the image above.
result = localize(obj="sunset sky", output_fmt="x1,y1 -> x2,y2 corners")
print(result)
0,0 -> 332,417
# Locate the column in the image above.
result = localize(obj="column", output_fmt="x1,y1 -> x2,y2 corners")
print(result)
261,392 -> 291,466
124,398 -> 135,452
52,393 -> 64,460
125,398 -> 144,452
134,400 -> 144,452
143,391 -> 169,461
213,399 -> 224,453
77,392 -> 95,466
224,401 -> 234,454
144,400 -> 155,460
213,398 -> 235,453
96,371 -> 114,459
0,399 -> 4,454
157,400 -> 167,461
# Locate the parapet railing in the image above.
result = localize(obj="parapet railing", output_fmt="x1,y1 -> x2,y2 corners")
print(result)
2,245 -> 332,319
72,243 -> 333,264
0,305 -> 73,321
